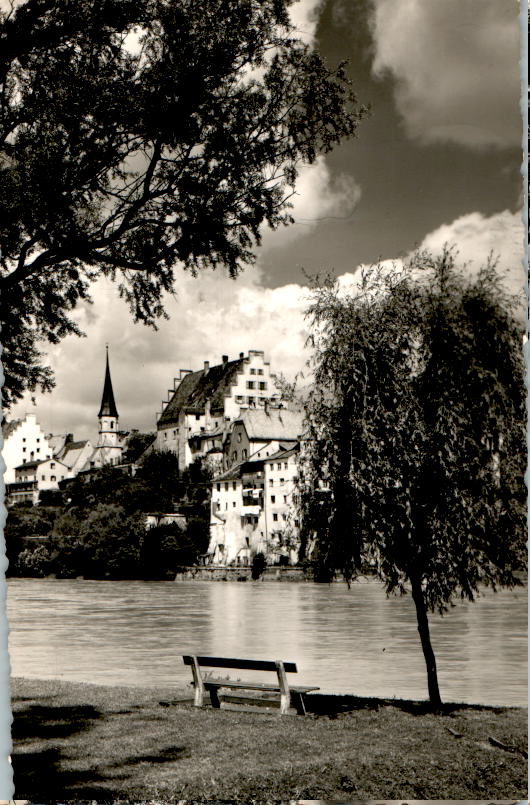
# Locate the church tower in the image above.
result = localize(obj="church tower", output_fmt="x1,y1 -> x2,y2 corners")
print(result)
97,346 -> 121,464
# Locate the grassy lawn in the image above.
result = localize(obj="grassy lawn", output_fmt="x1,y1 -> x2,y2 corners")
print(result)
11,676 -> 527,800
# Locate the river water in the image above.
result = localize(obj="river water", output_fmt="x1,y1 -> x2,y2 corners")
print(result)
6,577 -> 527,706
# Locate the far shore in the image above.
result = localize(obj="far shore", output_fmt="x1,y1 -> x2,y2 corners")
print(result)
11,676 -> 527,800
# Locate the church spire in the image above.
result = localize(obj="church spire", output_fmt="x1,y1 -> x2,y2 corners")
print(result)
98,345 -> 119,419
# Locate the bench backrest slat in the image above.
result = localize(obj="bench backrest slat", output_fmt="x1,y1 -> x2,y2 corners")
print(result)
182,655 -> 298,673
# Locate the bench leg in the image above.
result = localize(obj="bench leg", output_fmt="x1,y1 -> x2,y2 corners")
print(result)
208,686 -> 221,708
276,660 -> 291,715
190,655 -> 205,707
291,691 -> 306,716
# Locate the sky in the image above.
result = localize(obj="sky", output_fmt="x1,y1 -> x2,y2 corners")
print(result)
7,0 -> 526,442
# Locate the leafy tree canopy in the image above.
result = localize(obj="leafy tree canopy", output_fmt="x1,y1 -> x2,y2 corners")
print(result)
301,249 -> 526,705
0,0 -> 365,407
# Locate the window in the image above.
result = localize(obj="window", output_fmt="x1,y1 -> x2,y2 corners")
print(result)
232,482 -> 236,490
280,478 -> 284,483
237,433 -> 242,443
236,395 -> 243,403
271,495 -> 276,503
50,475 -> 56,482
282,513 -> 287,520
242,449 -> 248,459
36,448 -> 40,453
277,463 -> 281,471
224,482 -> 229,490
295,519 -> 300,528
250,368 -> 256,375
216,483 -> 221,491
259,382 -> 267,390
233,501 -> 236,507
246,380 -> 255,389
22,447 -> 26,453
232,451 -> 237,462
273,513 -> 278,521
110,421 -> 114,429
284,462 -> 288,470
269,479 -> 273,487
284,495 -> 288,503
50,462 -> 55,469
41,475 -> 45,481
22,438 -> 26,443
257,368 -> 264,375
247,397 -> 255,406
164,431 -> 167,439
36,438 -> 40,443
195,414 -> 201,420
173,430 -> 177,437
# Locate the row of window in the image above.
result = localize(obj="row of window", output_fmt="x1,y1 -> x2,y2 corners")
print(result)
22,437 -> 41,443
249,368 -> 264,375
245,381 -> 267,390
216,475 -> 293,492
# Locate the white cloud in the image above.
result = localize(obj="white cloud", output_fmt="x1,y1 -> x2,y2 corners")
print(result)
8,209 -> 524,442
288,0 -> 324,44
370,0 -> 521,149
261,157 -> 362,250
419,209 -> 526,297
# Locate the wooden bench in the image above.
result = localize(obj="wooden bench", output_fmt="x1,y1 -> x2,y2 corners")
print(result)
182,655 -> 319,715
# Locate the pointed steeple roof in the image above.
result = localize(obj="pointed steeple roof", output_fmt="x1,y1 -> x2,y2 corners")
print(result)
98,346 -> 119,418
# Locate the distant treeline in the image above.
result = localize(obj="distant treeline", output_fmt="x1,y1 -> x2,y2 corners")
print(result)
5,452 -> 212,580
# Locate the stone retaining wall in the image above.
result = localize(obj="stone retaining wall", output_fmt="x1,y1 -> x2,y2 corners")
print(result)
174,565 -> 311,582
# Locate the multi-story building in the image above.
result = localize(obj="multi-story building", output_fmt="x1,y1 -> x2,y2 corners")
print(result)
155,350 -> 280,470
223,407 -> 302,469
8,456 -> 71,504
208,444 -> 301,566
2,414 -> 54,484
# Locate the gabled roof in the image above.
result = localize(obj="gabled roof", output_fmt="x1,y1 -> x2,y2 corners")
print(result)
236,408 -> 304,442
60,441 -> 91,468
158,358 -> 245,426
263,444 -> 299,463
15,457 -> 68,471
62,440 -> 90,453
213,462 -> 245,482
98,349 -> 119,418
47,433 -> 71,455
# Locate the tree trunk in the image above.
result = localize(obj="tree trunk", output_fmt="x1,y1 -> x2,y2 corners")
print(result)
410,574 -> 442,708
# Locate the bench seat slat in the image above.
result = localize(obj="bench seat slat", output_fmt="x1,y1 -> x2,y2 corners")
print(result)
183,655 -> 297,673
204,678 -> 319,693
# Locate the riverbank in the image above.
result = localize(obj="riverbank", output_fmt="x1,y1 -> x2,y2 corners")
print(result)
174,564 -> 313,581
11,677 -> 527,800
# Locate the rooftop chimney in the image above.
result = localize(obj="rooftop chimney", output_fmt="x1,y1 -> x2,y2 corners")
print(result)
222,355 -> 228,363
239,352 -> 244,359
203,361 -> 210,372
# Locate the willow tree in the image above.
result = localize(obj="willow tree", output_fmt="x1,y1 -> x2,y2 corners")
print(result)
300,250 -> 526,707
0,0 -> 365,407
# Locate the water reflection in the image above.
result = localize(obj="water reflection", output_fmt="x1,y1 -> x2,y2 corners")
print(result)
6,578 -> 527,706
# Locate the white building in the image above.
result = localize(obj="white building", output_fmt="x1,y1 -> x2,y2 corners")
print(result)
155,350 -> 281,470
2,414 -> 54,484
208,442 -> 301,567
8,457 -> 70,505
